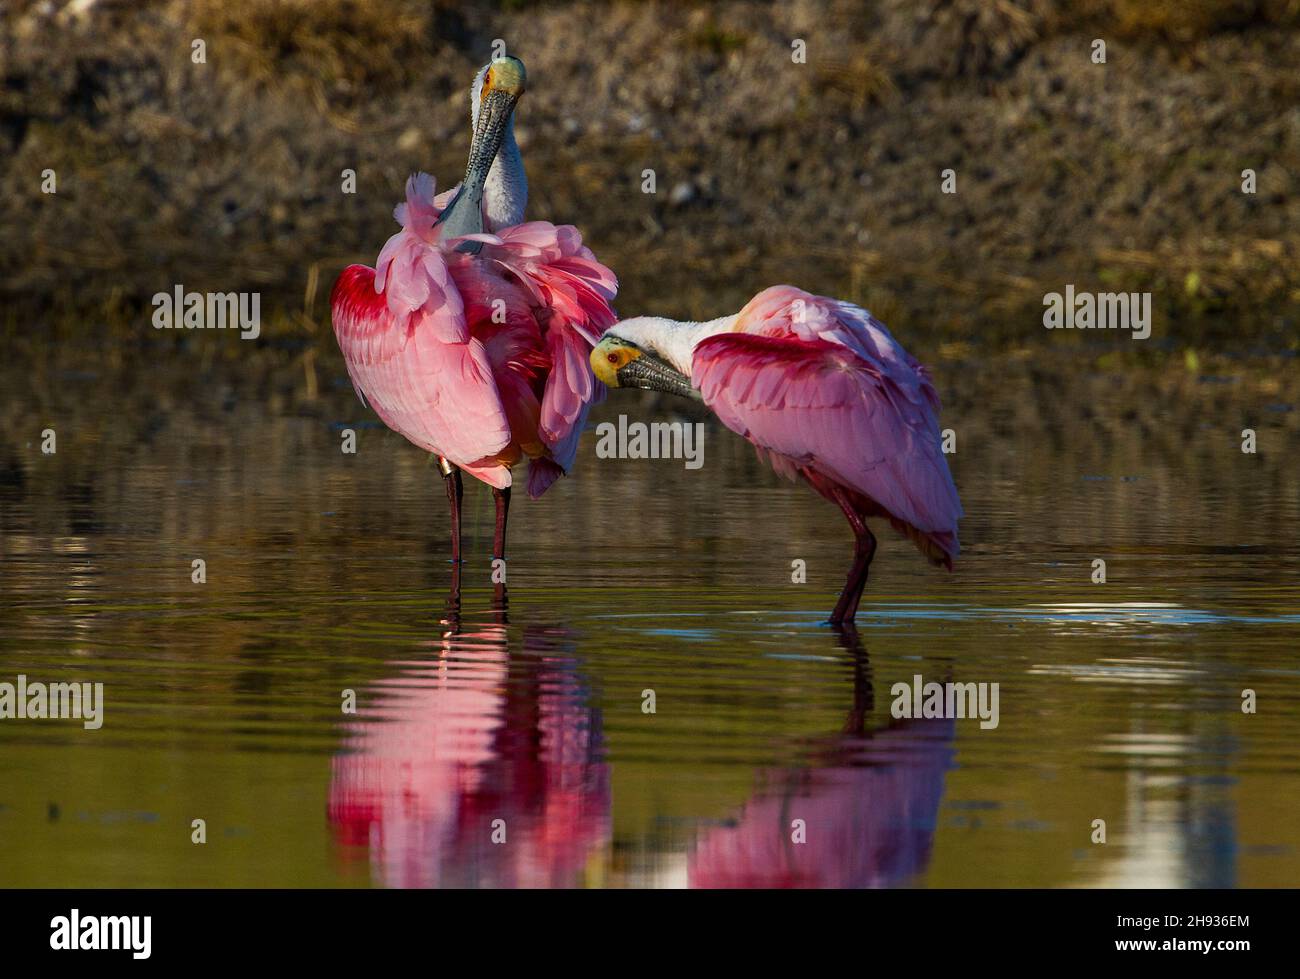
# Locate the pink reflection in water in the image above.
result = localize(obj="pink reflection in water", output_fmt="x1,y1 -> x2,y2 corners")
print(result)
689,643 -> 955,888
328,612 -> 610,887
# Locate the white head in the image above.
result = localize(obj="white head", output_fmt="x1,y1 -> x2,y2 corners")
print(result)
590,314 -> 737,398
439,56 -> 528,241
469,56 -> 526,130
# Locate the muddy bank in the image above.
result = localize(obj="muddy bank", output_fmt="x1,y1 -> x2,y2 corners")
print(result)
1,0 -> 1297,355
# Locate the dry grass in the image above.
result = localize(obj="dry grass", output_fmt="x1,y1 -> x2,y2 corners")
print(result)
1,0 -> 1296,354
814,52 -> 898,109
881,0 -> 1050,79
1068,0 -> 1300,39
190,0 -> 432,96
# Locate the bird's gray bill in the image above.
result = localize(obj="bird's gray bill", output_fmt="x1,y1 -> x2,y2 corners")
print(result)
615,355 -> 701,400
438,88 -> 519,248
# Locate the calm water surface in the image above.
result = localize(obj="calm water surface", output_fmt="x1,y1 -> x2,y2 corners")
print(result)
1,349 -> 1298,887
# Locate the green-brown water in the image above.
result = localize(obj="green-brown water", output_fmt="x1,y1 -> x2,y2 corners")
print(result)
1,349 -> 1298,887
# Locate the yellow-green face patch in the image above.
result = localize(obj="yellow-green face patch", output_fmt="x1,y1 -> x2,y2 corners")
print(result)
590,338 -> 642,387
484,57 -> 527,98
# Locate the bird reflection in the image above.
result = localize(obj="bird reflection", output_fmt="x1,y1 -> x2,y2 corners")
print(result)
688,626 -> 956,888
327,588 -> 610,887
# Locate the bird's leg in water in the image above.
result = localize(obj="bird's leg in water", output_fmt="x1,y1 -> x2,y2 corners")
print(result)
444,569 -> 462,629
489,577 -> 509,624
492,486 -> 511,560
844,530 -> 877,621
829,488 -> 877,625
440,458 -> 464,564
833,623 -> 874,735
488,486 -> 509,553
492,485 -> 510,602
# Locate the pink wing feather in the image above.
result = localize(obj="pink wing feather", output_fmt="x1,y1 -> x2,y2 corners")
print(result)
330,172 -> 617,496
472,221 -> 617,496
331,175 -> 513,482
693,286 -> 961,561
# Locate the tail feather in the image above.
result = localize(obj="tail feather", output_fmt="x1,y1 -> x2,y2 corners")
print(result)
888,517 -> 957,569
526,457 -> 566,499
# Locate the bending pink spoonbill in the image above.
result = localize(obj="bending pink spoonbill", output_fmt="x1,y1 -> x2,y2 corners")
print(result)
590,286 -> 961,624
331,57 -> 617,571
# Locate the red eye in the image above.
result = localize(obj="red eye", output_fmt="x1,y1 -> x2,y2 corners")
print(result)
607,353 -> 619,364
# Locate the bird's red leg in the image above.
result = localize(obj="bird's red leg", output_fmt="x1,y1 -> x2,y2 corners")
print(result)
829,487 -> 876,625
492,486 -> 511,561
492,486 -> 510,603
440,458 -> 463,564
843,529 -> 877,621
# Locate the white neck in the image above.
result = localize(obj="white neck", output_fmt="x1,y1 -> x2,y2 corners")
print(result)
615,315 -> 738,377
484,123 -> 526,229
469,74 -> 527,230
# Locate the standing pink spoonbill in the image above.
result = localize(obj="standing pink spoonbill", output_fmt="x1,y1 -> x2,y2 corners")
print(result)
590,286 -> 961,624
331,57 -> 617,571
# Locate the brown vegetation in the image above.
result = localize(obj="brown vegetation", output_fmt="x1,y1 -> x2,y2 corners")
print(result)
1,0 -> 1296,358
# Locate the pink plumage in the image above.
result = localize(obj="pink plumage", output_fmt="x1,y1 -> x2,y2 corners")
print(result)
330,172 -> 617,498
692,285 -> 962,569
327,624 -> 610,887
688,716 -> 954,888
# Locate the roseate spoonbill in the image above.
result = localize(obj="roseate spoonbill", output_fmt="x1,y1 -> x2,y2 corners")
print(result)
331,56 -> 617,569
590,286 -> 961,624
